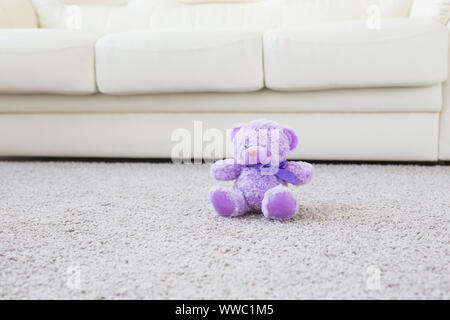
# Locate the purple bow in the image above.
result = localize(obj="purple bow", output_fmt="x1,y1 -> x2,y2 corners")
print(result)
254,161 -> 297,184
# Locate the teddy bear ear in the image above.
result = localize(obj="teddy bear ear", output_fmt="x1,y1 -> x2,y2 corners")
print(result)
229,123 -> 244,142
283,127 -> 299,150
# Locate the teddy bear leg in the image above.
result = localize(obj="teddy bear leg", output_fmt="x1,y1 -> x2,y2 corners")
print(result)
209,185 -> 249,217
262,185 -> 298,220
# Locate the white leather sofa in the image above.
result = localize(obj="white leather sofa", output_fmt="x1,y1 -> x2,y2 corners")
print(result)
0,0 -> 449,161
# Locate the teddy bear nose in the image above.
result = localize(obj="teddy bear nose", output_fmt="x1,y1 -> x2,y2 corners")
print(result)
243,147 -> 271,165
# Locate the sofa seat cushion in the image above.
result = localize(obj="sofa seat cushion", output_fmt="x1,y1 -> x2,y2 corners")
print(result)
96,28 -> 263,94
0,29 -> 97,94
0,85 -> 442,114
264,19 -> 449,91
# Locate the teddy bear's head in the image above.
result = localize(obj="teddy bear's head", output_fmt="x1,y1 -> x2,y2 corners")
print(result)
229,119 -> 298,166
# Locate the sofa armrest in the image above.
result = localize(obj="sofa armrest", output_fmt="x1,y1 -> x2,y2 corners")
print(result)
439,23 -> 450,160
0,0 -> 38,28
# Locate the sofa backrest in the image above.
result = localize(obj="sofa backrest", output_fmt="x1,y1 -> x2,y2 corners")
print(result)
0,0 -> 38,28
283,0 -> 414,26
2,0 -> 416,32
31,0 -> 281,33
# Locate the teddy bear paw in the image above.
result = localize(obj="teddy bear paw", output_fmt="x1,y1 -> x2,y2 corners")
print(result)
210,186 -> 248,217
262,185 -> 298,220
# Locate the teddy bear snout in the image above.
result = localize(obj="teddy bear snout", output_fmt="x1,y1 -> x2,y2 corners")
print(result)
244,146 -> 271,165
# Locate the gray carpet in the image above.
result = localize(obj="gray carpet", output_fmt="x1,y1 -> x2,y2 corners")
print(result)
0,161 -> 449,300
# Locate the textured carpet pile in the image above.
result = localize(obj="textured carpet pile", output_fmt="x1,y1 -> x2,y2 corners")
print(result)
0,161 -> 449,299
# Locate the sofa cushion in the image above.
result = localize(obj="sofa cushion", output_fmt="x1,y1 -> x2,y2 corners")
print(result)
96,28 -> 264,94
32,0 -> 130,33
179,0 -> 261,3
264,19 -> 449,91
0,29 -> 97,94
282,0 -> 414,26
32,0 -> 280,33
0,85 -> 442,114
410,0 -> 450,25
0,0 -> 38,28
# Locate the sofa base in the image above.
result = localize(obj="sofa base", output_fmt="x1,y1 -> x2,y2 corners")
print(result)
0,112 -> 439,161
439,65 -> 450,160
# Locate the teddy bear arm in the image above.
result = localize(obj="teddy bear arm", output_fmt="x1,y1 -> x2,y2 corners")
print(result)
286,161 -> 314,186
210,159 -> 242,181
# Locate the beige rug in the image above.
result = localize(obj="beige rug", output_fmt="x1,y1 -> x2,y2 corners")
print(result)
0,161 -> 449,299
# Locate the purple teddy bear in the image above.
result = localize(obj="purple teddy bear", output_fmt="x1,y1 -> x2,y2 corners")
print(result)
209,119 -> 314,220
